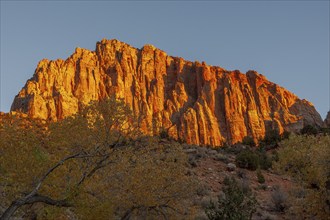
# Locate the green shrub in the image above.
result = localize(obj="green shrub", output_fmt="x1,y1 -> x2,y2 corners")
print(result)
280,130 -> 291,140
271,186 -> 288,212
300,124 -> 318,135
242,136 -> 256,147
236,148 -> 274,171
257,150 -> 272,170
159,127 -> 170,139
205,177 -> 258,220
257,168 -> 265,184
196,184 -> 211,197
261,129 -> 281,146
320,127 -> 330,135
188,155 -> 198,167
271,151 -> 279,162
236,150 -> 259,171
222,144 -> 246,155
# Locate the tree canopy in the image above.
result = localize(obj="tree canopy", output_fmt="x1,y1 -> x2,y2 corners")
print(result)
0,98 -> 195,219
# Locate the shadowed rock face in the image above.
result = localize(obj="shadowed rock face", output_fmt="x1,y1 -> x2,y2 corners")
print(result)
325,111 -> 330,127
11,39 -> 324,145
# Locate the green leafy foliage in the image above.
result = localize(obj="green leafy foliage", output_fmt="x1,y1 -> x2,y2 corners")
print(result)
236,148 -> 274,171
260,129 -> 282,146
205,177 -> 258,220
320,127 -> 330,134
256,149 -> 273,170
300,124 -> 318,135
235,150 -> 259,171
159,127 -> 170,139
256,168 -> 265,184
242,136 -> 256,147
258,129 -> 291,148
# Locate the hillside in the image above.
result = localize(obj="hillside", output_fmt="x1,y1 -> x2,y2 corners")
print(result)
1,99 -> 329,220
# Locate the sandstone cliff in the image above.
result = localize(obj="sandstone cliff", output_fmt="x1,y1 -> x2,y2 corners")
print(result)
11,39 -> 324,145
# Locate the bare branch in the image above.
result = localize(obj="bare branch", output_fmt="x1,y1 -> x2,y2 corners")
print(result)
0,153 -> 84,220
0,193 -> 72,220
25,194 -> 71,207
30,153 -> 82,196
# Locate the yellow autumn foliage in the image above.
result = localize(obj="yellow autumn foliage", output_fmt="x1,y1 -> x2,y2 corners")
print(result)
0,98 -> 196,219
274,134 -> 330,219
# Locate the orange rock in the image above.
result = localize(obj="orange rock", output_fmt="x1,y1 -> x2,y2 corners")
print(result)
11,39 -> 324,146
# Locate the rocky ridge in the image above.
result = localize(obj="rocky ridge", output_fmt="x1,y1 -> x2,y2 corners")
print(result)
11,39 -> 324,145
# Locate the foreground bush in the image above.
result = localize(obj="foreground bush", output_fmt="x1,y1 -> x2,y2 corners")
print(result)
274,135 -> 330,219
205,177 -> 258,220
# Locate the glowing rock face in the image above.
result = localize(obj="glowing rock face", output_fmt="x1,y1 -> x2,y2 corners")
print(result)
11,39 -> 324,146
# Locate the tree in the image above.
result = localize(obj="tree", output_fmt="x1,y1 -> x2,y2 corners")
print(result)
0,114 -> 57,219
94,137 -> 195,219
0,98 -> 195,219
274,135 -> 330,219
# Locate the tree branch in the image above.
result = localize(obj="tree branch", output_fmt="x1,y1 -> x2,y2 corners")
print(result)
0,194 -> 71,220
25,194 -> 71,207
1,153 -> 83,220
30,153 -> 82,196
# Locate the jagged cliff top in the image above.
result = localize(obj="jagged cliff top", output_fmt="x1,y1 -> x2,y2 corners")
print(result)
10,38 -> 324,145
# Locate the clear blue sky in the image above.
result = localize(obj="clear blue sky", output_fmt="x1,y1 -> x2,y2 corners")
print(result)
1,1 -> 329,118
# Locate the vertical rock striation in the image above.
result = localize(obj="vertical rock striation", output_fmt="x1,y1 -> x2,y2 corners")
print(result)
11,39 -> 324,145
